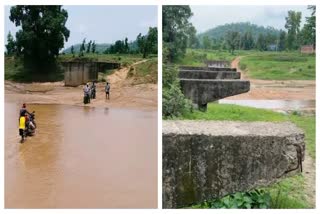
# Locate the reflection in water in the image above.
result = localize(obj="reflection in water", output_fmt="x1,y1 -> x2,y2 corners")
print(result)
219,99 -> 315,111
5,103 -> 157,208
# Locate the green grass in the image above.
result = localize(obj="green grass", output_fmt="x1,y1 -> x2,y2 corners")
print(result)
264,174 -> 310,208
289,114 -> 315,159
239,51 -> 315,80
176,49 -> 233,66
176,103 -> 315,209
178,103 -> 288,122
127,58 -> 158,84
177,49 -> 315,80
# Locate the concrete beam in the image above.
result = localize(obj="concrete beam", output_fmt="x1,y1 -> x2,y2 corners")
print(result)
180,79 -> 250,110
179,70 -> 241,80
163,121 -> 305,208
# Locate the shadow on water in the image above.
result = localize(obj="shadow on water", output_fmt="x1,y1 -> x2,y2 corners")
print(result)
5,103 -> 157,208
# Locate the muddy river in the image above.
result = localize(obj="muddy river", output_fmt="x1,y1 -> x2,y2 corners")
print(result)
5,103 -> 157,208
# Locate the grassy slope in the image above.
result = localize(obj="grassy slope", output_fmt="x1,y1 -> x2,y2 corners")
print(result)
127,58 -> 158,84
176,103 -> 315,208
177,49 -> 315,80
239,52 -> 315,80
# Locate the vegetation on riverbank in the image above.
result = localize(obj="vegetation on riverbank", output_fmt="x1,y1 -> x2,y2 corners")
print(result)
127,58 -> 158,84
5,54 -> 156,82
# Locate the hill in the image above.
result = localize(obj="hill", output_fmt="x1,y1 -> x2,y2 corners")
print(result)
63,43 -> 111,54
63,40 -> 139,54
198,22 -> 281,41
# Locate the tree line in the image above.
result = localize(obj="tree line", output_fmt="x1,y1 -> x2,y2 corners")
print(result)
5,5 -> 158,75
61,27 -> 157,58
194,6 -> 316,54
103,27 -> 157,58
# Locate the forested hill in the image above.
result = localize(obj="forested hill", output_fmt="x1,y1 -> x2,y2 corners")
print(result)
63,41 -> 139,54
198,22 -> 281,40
63,43 -> 110,54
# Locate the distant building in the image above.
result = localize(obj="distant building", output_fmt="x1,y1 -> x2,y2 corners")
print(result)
300,45 -> 315,54
267,44 -> 278,51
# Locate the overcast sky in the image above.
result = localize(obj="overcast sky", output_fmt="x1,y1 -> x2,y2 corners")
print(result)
4,5 -> 157,49
190,5 -> 312,34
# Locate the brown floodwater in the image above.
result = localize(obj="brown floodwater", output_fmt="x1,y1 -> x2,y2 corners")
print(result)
5,103 -> 157,208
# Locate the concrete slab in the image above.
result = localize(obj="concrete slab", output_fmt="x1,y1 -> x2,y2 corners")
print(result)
180,79 -> 250,110
163,120 -> 305,208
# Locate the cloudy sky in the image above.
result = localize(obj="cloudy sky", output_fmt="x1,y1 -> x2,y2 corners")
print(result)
190,5 -> 312,34
4,5 -> 157,49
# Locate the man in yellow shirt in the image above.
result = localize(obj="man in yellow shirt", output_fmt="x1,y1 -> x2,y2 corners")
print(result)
19,113 -> 26,141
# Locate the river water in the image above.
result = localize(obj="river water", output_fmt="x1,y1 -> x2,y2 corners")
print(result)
219,99 -> 315,112
5,103 -> 157,208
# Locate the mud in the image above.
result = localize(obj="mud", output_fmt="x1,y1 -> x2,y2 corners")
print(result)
5,103 -> 157,208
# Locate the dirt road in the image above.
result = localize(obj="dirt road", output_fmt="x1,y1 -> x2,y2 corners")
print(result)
229,57 -> 315,101
5,60 -> 157,111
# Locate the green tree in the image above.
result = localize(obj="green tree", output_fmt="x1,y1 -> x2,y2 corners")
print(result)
91,41 -> 96,53
278,30 -> 287,51
147,27 -> 158,54
71,45 -> 74,57
137,27 -> 158,58
163,6 -> 194,63
86,40 -> 92,53
300,5 -> 316,46
9,6 -> 70,73
285,10 -> 302,50
163,65 -> 192,117
124,37 -> 129,53
79,38 -> 86,57
202,35 -> 212,50
226,31 -> 240,54
5,31 -> 16,56
256,34 -> 267,51
240,31 -> 254,50
187,25 -> 197,49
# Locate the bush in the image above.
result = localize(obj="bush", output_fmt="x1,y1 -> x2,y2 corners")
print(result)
191,189 -> 271,209
163,64 -> 192,118
239,62 -> 247,70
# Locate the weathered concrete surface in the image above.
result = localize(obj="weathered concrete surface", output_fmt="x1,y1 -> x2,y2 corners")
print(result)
179,70 -> 240,80
180,79 -> 250,110
179,66 -> 237,72
163,121 -> 305,208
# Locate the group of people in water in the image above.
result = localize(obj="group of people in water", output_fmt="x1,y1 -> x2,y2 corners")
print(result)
83,81 -> 110,104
